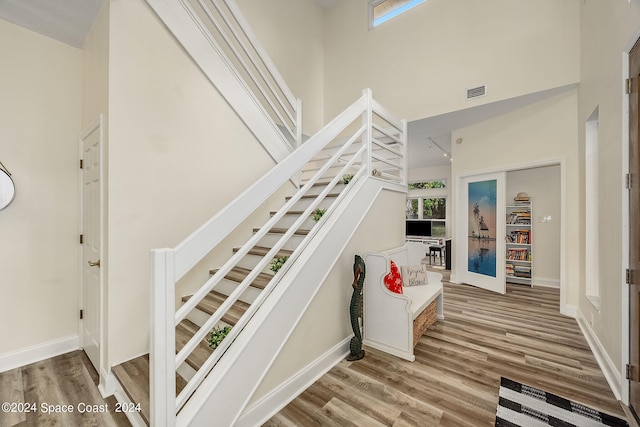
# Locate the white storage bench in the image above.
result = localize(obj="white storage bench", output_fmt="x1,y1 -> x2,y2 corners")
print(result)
363,242 -> 444,361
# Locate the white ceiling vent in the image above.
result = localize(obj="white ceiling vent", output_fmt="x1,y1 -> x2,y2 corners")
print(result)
466,85 -> 487,100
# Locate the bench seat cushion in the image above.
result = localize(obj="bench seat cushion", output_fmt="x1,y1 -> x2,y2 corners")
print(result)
402,285 -> 441,320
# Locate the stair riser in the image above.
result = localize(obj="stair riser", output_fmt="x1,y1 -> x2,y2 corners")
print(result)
213,278 -> 261,304
257,233 -> 306,250
288,197 -> 337,212
297,183 -> 347,197
235,253 -> 284,274
177,361 -> 195,383
271,215 -> 317,230
186,308 -> 234,330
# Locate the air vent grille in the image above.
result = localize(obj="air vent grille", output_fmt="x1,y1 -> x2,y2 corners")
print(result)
467,85 -> 487,100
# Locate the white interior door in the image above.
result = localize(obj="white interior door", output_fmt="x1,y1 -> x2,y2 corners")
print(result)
80,117 -> 103,371
456,172 -> 506,294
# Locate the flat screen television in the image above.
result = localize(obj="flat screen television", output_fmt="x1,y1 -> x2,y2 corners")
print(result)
405,220 -> 432,237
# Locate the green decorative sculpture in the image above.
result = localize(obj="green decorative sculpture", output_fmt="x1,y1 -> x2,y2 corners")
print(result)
347,255 -> 366,361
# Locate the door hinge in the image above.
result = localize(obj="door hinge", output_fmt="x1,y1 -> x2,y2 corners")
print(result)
627,364 -> 631,380
80,159 -> 84,169
627,78 -> 632,95
627,268 -> 632,285
80,309 -> 84,320
80,234 -> 84,244
627,173 -> 632,189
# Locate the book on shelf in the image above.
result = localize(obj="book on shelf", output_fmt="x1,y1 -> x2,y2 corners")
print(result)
508,229 -> 531,244
505,263 -> 515,276
506,248 -> 531,261
513,265 -> 531,278
506,212 -> 531,225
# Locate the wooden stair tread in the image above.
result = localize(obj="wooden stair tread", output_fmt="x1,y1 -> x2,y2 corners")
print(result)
285,193 -> 340,200
176,319 -> 214,372
269,210 -> 306,216
254,226 -> 310,236
182,290 -> 250,325
113,354 -> 187,426
209,266 -> 273,290
233,245 -> 293,259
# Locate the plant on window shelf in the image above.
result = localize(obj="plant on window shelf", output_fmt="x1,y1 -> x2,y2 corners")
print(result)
270,256 -> 289,273
312,208 -> 326,222
207,325 -> 232,350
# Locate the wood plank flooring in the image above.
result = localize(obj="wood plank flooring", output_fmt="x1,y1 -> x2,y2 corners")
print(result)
0,276 -> 631,426
264,278 -> 629,426
0,350 -> 131,427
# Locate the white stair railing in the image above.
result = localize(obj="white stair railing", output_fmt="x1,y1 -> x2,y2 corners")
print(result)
146,0 -> 302,156
150,89 -> 406,426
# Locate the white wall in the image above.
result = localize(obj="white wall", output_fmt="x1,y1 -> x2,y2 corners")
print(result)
578,0 -> 640,388
506,166 -> 561,287
451,90 -> 579,310
408,164 -> 451,184
0,20 -> 82,355
106,0 -> 278,365
237,0 -> 326,134
323,0 -> 580,122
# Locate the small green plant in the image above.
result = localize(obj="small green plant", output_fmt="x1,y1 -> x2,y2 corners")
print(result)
342,174 -> 354,185
207,325 -> 231,350
270,256 -> 289,272
312,208 -> 326,222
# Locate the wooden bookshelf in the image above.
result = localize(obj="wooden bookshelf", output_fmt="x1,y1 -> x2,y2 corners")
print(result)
506,201 -> 532,285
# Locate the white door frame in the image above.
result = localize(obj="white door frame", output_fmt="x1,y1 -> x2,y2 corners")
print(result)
79,115 -> 105,385
620,28 -> 640,406
452,157 -> 567,312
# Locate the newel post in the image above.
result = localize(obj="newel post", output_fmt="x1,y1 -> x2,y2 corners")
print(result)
150,248 -> 177,427
362,88 -> 374,177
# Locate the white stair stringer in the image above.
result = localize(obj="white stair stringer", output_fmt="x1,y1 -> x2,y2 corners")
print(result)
177,177 -> 402,426
145,0 -> 298,162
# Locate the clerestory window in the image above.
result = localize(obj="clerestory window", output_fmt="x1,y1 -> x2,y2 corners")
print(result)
369,0 -> 426,28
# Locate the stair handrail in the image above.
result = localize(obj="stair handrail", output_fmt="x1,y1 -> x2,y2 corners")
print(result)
188,0 -> 301,148
192,0 -> 300,144
221,0 -> 302,145
175,139 -> 368,412
150,89 -> 407,426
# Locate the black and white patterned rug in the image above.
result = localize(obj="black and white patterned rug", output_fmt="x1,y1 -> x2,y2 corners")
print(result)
495,377 -> 629,427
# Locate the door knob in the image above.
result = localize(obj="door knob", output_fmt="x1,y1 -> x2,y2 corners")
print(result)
88,260 -> 101,268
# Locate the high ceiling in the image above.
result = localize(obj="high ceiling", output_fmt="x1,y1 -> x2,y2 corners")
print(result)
0,0 -> 573,172
0,0 -> 103,48
0,0 -> 336,49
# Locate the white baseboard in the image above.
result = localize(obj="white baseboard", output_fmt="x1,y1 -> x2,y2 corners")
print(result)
235,337 -> 351,427
576,310 -> 622,400
533,277 -> 560,288
98,368 -> 117,398
562,304 -> 577,318
0,335 -> 79,373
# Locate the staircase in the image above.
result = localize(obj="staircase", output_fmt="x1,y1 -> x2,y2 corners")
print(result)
111,1 -> 408,426
112,180 -> 352,425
